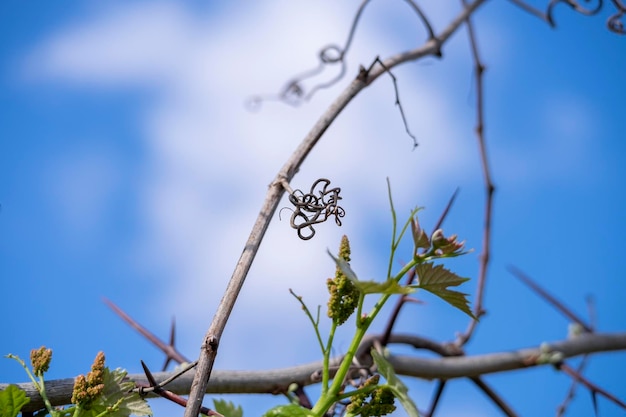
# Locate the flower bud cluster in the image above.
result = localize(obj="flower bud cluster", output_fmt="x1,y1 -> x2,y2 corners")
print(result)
327,235 -> 359,325
346,375 -> 396,417
30,346 -> 52,376
71,351 -> 106,408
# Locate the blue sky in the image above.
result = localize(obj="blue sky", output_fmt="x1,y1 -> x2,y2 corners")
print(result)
1,1 -> 625,416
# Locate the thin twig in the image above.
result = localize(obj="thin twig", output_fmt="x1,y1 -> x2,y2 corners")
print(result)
507,0 -> 552,24
455,0 -> 495,347
294,385 -> 313,409
556,356 -> 590,417
402,0 -> 437,40
103,298 -> 190,365
507,266 -> 593,332
556,296 -> 596,416
139,361 -> 221,416
360,57 -> 418,148
470,377 -> 519,417
424,380 -> 446,417
558,362 -> 626,409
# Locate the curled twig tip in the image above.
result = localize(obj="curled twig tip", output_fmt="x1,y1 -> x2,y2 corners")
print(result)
287,178 -> 345,240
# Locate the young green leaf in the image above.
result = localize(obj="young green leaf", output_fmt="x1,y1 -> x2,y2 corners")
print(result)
262,404 -> 314,417
0,385 -> 30,417
328,249 -> 415,295
410,216 -> 430,251
83,368 -> 152,417
327,250 -> 358,282
213,399 -> 243,417
371,350 -> 418,417
351,279 -> 415,296
412,263 -> 475,318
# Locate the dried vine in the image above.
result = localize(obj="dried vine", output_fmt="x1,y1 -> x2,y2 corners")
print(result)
285,178 -> 345,240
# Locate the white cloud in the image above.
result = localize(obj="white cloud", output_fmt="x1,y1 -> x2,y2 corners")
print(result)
22,2 -> 194,87
26,0 -> 480,367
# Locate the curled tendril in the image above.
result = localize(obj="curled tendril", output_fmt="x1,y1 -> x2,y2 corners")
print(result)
511,0 -> 625,34
247,0 -> 436,108
608,0 -> 625,33
287,178 -> 345,240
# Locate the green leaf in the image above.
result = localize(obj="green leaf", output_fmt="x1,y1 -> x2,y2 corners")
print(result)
261,404 -> 314,417
328,250 -> 415,296
213,399 -> 243,417
0,385 -> 30,417
412,263 -> 475,319
351,279 -> 415,296
84,368 -> 152,417
327,250 -> 358,281
371,350 -> 419,417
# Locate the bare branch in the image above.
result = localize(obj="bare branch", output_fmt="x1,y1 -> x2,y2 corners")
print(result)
469,377 -> 519,417
103,298 -> 191,365
359,57 -> 418,147
138,361 -> 221,416
508,266 -> 593,332
556,356 -> 590,417
556,296 -> 596,416
10,332 -> 626,413
558,361 -> 626,409
424,380 -> 447,417
455,0 -> 495,347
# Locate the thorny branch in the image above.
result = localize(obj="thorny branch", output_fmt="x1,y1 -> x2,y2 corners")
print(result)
508,266 -> 593,332
556,356 -> 591,417
8,331 -> 626,413
555,296 -> 597,416
507,268 -> 626,415
557,362 -> 626,408
455,0 -> 494,348
103,298 -> 191,368
138,361 -> 220,417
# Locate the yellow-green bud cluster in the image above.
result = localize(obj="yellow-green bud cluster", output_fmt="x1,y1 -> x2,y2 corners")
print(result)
327,235 -> 359,326
346,375 -> 396,417
71,351 -> 106,408
30,346 -> 52,376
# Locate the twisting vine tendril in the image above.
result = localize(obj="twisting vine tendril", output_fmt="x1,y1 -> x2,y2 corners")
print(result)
246,0 -> 437,111
509,0 -> 625,34
284,178 -> 345,240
